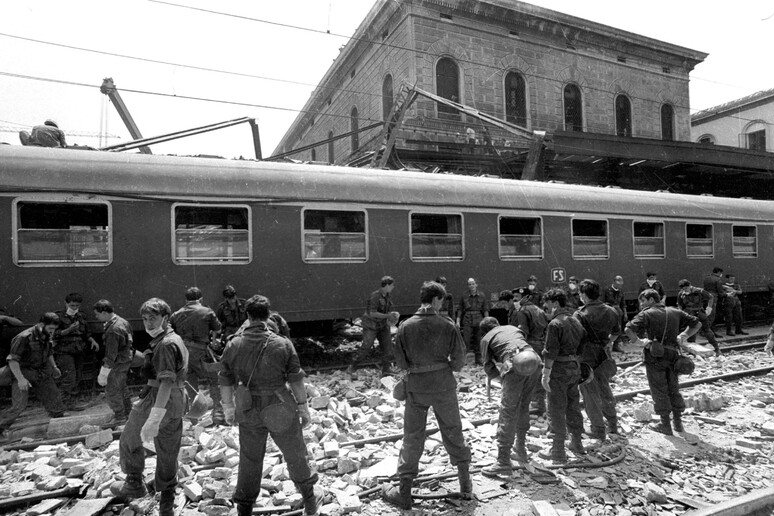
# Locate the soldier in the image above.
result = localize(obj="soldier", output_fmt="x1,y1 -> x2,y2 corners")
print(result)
625,289 -> 700,435
638,272 -> 665,300
94,300 -> 134,428
602,275 -> 628,352
512,286 -> 549,415
703,267 -> 725,337
383,281 -> 471,509
490,290 -> 514,326
478,317 -> 541,477
575,279 -> 621,440
456,278 -> 489,366
111,298 -> 189,516
219,295 -> 323,516
348,276 -> 399,377
722,274 -> 748,336
54,292 -> 99,410
526,275 -> 544,306
565,276 -> 581,310
539,288 -> 586,462
676,280 -> 720,355
170,287 -> 223,423
215,285 -> 247,345
435,276 -> 455,319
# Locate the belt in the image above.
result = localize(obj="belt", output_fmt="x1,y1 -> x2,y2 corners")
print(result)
553,355 -> 578,362
147,378 -> 185,389
409,362 -> 450,374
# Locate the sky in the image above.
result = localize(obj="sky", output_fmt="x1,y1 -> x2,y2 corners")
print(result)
1,1 -> 772,159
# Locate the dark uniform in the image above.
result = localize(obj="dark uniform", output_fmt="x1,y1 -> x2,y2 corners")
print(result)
119,327 -> 188,493
602,284 -> 628,338
218,322 -> 319,510
352,289 -> 394,371
513,298 -> 548,412
638,280 -> 666,300
676,287 -> 719,353
703,273 -> 725,330
0,324 -> 65,432
722,281 -> 744,335
216,298 -> 247,343
29,123 -> 67,147
54,308 -> 92,405
102,314 -> 134,420
565,288 -> 581,310
457,291 -> 489,364
440,291 -> 455,319
574,300 -> 620,438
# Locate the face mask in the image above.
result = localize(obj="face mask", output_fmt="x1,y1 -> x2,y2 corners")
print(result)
647,279 -> 656,286
146,326 -> 165,338
568,283 -> 577,291
66,307 -> 79,316
528,284 -> 535,291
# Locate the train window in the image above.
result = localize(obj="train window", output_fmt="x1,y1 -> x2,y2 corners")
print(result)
571,219 -> 608,259
15,200 -> 111,266
498,216 -> 542,260
410,213 -> 463,261
686,224 -> 713,258
173,204 -> 250,264
303,209 -> 367,262
633,221 -> 665,258
732,225 -> 757,257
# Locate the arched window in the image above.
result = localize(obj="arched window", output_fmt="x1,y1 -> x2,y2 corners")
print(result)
505,71 -> 527,127
436,57 -> 460,120
327,130 -> 334,164
745,121 -> 767,151
563,84 -> 583,132
615,94 -> 632,137
350,107 -> 359,152
311,148 -> 316,161
660,104 -> 674,141
382,74 -> 394,121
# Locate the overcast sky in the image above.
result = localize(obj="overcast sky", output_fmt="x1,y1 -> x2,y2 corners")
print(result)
1,0 -> 771,158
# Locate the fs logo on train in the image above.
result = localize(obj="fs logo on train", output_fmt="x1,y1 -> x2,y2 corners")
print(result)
551,268 -> 566,284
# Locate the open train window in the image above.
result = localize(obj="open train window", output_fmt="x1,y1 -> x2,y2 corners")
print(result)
410,212 -> 463,261
686,223 -> 713,258
302,209 -> 367,262
498,216 -> 542,260
732,225 -> 757,257
14,199 -> 111,266
571,219 -> 608,259
173,204 -> 251,264
633,221 -> 665,258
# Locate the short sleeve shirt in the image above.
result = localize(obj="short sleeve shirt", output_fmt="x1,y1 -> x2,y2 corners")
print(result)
543,308 -> 585,362
626,304 -> 699,347
7,325 -> 52,369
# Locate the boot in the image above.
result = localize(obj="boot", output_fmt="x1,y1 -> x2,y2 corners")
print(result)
737,327 -> 749,335
483,447 -> 513,478
587,426 -> 606,441
236,503 -> 253,516
474,354 -> 484,366
672,411 -> 685,433
298,483 -> 323,516
513,433 -> 528,462
606,416 -> 618,435
457,462 -> 473,499
110,474 -> 147,499
567,434 -> 585,455
159,489 -> 175,516
726,328 -> 735,337
650,414 -> 673,436
382,476 -> 413,510
538,437 -> 567,463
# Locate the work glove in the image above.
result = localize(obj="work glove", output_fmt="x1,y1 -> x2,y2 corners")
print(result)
51,366 -> 62,380
765,339 -> 774,357
541,368 -> 552,393
140,407 -> 167,442
298,404 -> 312,428
706,307 -> 713,317
221,402 -> 236,425
387,311 -> 400,326
97,366 -> 111,387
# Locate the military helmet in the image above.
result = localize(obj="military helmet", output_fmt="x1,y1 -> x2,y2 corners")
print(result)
579,362 -> 595,385
512,348 -> 541,376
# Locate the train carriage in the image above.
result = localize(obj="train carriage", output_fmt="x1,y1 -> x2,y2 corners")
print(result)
1,145 -> 772,339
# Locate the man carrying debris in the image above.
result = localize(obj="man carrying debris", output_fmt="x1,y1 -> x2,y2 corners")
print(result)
676,279 -> 720,356
625,289 -> 700,435
383,281 -> 471,509
478,317 -> 541,477
112,298 -> 188,516
348,275 -> 399,377
575,279 -> 621,440
94,299 -> 134,428
218,295 -> 323,516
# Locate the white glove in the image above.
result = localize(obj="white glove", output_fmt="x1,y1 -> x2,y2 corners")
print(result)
706,307 -> 713,316
541,369 -> 552,393
765,339 -> 774,356
387,311 -> 400,325
97,366 -> 111,387
222,402 -> 236,425
140,407 -> 167,442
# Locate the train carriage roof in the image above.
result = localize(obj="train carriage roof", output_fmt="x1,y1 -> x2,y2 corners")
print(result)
1,146 -> 772,222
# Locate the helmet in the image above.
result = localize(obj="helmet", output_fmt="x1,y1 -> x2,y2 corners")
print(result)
44,119 -> 58,128
674,355 -> 695,375
512,348 -> 541,376
579,362 -> 594,385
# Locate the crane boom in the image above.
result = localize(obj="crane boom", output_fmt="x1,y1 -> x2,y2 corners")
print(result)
100,77 -> 151,154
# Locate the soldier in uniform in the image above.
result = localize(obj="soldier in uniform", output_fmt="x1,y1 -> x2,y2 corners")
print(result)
565,276 -> 581,310
54,292 -> 99,410
170,287 -> 222,423
722,274 -> 747,336
512,286 -> 549,414
0,313 -> 66,438
435,276 -> 455,319
638,272 -> 666,300
219,295 -> 323,516
94,300 -> 134,427
625,290 -> 700,435
478,317 -> 541,476
526,275 -> 544,306
215,285 -> 247,345
676,280 -> 720,355
348,276 -> 399,376
602,275 -> 628,352
456,278 -> 489,365
383,281 -> 471,509
703,267 -> 725,337
111,298 -> 189,516
575,279 -> 621,440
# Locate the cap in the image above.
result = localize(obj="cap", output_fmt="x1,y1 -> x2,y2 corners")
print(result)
512,287 -> 528,297
44,119 -> 58,128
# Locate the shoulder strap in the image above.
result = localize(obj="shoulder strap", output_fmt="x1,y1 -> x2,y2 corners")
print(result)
244,333 -> 275,386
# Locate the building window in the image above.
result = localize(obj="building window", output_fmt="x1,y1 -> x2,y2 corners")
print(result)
382,74 -> 394,121
410,213 -> 463,261
311,149 -> 316,161
436,57 -> 460,120
686,223 -> 713,258
732,225 -> 757,257
747,129 -> 766,151
697,134 -> 715,145
615,94 -> 632,137
571,219 -> 608,258
633,221 -> 665,258
14,200 -> 111,266
327,131 -> 334,164
303,209 -> 367,262
661,104 -> 674,141
498,216 -> 542,259
173,204 -> 250,264
350,107 -> 359,152
505,71 -> 527,127
563,84 -> 583,132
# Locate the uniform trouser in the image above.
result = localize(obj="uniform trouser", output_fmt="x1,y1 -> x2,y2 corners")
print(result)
496,369 -> 539,449
529,342 -> 546,410
0,368 -> 65,431
462,321 -> 483,360
55,352 -> 83,399
119,387 -> 184,492
397,390 -> 471,478
106,362 -> 132,417
724,298 -> 743,331
233,394 -> 317,506
546,362 -> 583,440
687,311 -> 718,348
643,348 -> 684,416
706,297 -> 720,329
186,345 -> 222,408
579,365 -> 616,432
352,324 -> 393,369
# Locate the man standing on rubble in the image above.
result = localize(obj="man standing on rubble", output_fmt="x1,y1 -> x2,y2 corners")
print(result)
456,277 -> 489,366
511,286 -> 549,415
348,276 -> 399,377
676,279 -> 720,356
94,299 -> 134,428
478,317 -> 541,477
219,295 -> 323,516
625,289 -> 700,435
111,298 -> 188,516
383,281 -> 471,509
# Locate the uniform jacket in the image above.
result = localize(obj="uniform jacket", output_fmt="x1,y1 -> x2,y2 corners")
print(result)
480,325 -> 531,380
543,308 -> 585,362
677,287 -> 712,313
457,291 -> 489,325
514,300 -> 548,345
7,324 -> 54,370
170,301 -> 221,347
362,289 -> 392,330
102,314 -> 134,368
626,304 -> 699,348
574,300 -> 620,367
54,309 -> 91,354
602,285 -> 627,319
